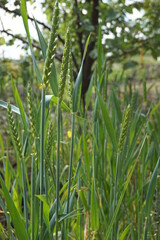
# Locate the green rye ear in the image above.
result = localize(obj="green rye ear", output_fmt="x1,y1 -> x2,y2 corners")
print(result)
27,83 -> 38,172
27,82 -> 36,140
118,104 -> 131,156
45,121 -> 54,171
7,103 -> 22,160
67,51 -> 74,109
58,28 -> 70,103
43,0 -> 59,87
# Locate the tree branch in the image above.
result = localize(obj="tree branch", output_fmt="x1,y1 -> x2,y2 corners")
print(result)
0,3 -> 79,73
107,38 -> 154,63
1,29 -> 41,50
0,29 -> 63,62
0,3 -> 64,43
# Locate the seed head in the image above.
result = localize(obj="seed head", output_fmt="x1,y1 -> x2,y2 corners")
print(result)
118,104 -> 131,156
67,51 -> 73,109
7,103 -> 22,160
27,82 -> 36,139
58,28 -> 70,103
45,121 -> 54,171
43,0 -> 59,87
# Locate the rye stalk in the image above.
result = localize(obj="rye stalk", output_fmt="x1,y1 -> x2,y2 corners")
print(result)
56,27 -> 70,238
40,86 -> 45,239
67,113 -> 75,213
67,53 -> 74,213
56,101 -> 61,239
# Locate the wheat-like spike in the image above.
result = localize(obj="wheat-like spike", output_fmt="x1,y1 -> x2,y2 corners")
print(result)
58,28 -> 70,103
45,121 -> 54,171
42,0 -> 59,87
27,83 -> 38,173
27,82 -> 36,140
118,104 -> 131,156
7,103 -> 22,160
33,141 -> 38,166
143,77 -> 147,103
31,147 -> 36,188
31,142 -> 38,184
67,51 -> 73,109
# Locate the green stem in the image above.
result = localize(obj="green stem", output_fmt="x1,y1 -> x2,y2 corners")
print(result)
21,157 -> 28,232
40,86 -> 45,239
67,113 -> 75,213
112,154 -> 119,238
56,101 -> 61,239
31,153 -> 35,240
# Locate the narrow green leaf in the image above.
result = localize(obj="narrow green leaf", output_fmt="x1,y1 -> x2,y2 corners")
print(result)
79,189 -> 89,211
149,101 -> 160,119
97,89 -> 118,150
34,18 -> 47,60
36,195 -> 50,231
73,34 -> 91,112
86,70 -> 94,111
82,133 -> 90,180
0,196 -> 13,239
144,157 -> 160,217
21,159 -> 28,231
105,135 -> 146,239
45,95 -> 71,112
59,208 -> 83,222
0,132 -> 4,156
20,0 -> 42,82
0,100 -> 20,115
34,19 -> 58,96
105,167 -> 133,239
5,156 -> 11,190
91,180 -> 99,230
11,79 -> 28,133
0,223 -> 6,240
119,223 -> 132,240
0,175 -> 29,240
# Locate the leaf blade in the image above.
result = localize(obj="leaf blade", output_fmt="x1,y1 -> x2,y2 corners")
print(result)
20,0 -> 42,82
73,34 -> 91,112
97,89 -> 118,150
0,175 -> 29,240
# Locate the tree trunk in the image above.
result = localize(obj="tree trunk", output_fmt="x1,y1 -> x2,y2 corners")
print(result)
82,0 -> 99,101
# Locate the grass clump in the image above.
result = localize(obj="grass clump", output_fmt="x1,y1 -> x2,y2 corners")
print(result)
0,1 -> 159,240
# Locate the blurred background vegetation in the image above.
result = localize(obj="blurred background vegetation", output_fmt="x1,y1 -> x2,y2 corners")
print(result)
0,0 -> 160,101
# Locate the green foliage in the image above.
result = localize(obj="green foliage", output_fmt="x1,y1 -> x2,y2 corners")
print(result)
0,1 -> 160,240
1,0 -> 160,91
0,175 -> 29,240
